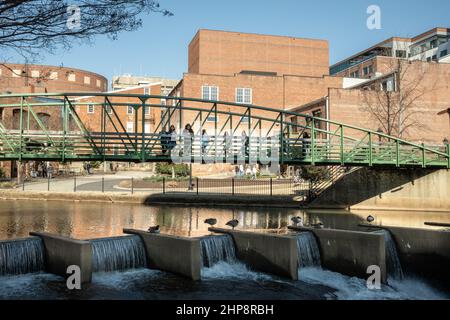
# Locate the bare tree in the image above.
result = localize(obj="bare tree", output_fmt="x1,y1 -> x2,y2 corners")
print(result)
361,58 -> 437,139
0,0 -> 172,63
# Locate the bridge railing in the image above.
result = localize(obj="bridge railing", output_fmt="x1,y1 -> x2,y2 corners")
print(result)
0,92 -> 448,168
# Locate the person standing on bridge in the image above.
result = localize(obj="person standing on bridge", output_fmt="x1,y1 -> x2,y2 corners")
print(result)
241,131 -> 249,159
168,125 -> 177,153
223,131 -> 232,161
201,129 -> 210,156
160,127 -> 169,155
183,124 -> 194,157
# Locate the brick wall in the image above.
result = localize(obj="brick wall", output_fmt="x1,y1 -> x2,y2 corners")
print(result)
328,60 -> 450,143
188,30 -> 330,78
0,63 -> 107,94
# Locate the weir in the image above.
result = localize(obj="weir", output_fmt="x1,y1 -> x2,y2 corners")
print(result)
373,230 -> 404,280
91,235 -> 147,272
296,232 -> 321,268
0,237 -> 45,276
200,234 -> 236,267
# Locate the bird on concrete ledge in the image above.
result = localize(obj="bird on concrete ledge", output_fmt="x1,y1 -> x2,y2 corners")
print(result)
226,219 -> 239,230
148,225 -> 160,234
367,215 -> 375,223
204,218 -> 217,227
291,216 -> 303,227
311,222 -> 324,229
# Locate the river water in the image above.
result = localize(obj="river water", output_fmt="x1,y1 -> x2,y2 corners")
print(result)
0,200 -> 449,300
0,199 -> 449,240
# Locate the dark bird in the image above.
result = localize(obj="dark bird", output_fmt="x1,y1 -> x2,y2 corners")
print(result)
367,215 -> 375,223
291,216 -> 303,227
204,218 -> 217,227
148,225 -> 160,234
311,222 -> 324,229
226,219 -> 239,230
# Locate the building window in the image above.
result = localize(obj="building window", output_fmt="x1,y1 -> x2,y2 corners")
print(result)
50,72 -> 58,80
236,88 -> 252,104
144,87 -> 150,95
12,69 -> 22,78
381,79 -> 395,92
206,115 -> 219,122
396,50 -> 407,58
441,50 -> 448,57
84,76 -> 91,85
161,99 -> 166,106
350,70 -> 360,78
432,55 -> 438,61
105,105 -> 112,114
96,79 -> 101,87
363,65 -> 373,76
87,105 -> 95,114
144,123 -> 151,133
430,39 -> 438,48
127,106 -> 134,115
68,73 -> 76,82
126,122 -> 134,133
202,86 -> 219,101
144,106 -> 150,115
31,70 -> 40,78
37,113 -> 50,128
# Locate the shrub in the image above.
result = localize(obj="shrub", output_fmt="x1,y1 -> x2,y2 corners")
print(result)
155,163 -> 190,177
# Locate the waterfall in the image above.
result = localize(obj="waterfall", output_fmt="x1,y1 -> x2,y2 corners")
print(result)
91,235 -> 147,272
201,234 -> 236,267
373,229 -> 404,280
0,238 -> 45,276
296,232 -> 321,268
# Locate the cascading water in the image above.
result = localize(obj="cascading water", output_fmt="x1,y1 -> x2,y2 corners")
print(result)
200,234 -> 236,267
296,232 -> 321,268
373,229 -> 404,280
0,237 -> 45,276
91,235 -> 147,272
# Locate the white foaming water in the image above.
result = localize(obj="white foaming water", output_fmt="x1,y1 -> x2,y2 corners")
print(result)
299,267 -> 447,300
201,261 -> 272,281
93,268 -> 164,289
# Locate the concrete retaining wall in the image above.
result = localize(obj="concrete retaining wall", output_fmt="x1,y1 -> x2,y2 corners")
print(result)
144,193 -> 302,208
124,229 -> 201,281
383,226 -> 450,287
310,168 -> 450,211
209,228 -> 298,280
30,232 -> 92,283
289,226 -> 387,283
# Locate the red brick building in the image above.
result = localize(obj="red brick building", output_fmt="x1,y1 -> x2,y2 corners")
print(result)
0,63 -> 108,177
170,29 -> 344,134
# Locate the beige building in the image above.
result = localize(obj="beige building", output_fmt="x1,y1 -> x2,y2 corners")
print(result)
112,75 -> 178,97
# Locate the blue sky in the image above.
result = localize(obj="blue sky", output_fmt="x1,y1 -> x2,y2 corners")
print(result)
20,0 -> 450,86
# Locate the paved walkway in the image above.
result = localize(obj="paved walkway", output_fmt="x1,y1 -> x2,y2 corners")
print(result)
22,171 -> 150,193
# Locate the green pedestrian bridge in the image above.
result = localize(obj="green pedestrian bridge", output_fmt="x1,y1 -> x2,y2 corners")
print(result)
0,93 -> 448,169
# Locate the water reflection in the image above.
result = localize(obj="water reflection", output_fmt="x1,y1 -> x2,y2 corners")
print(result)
0,200 -> 448,240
